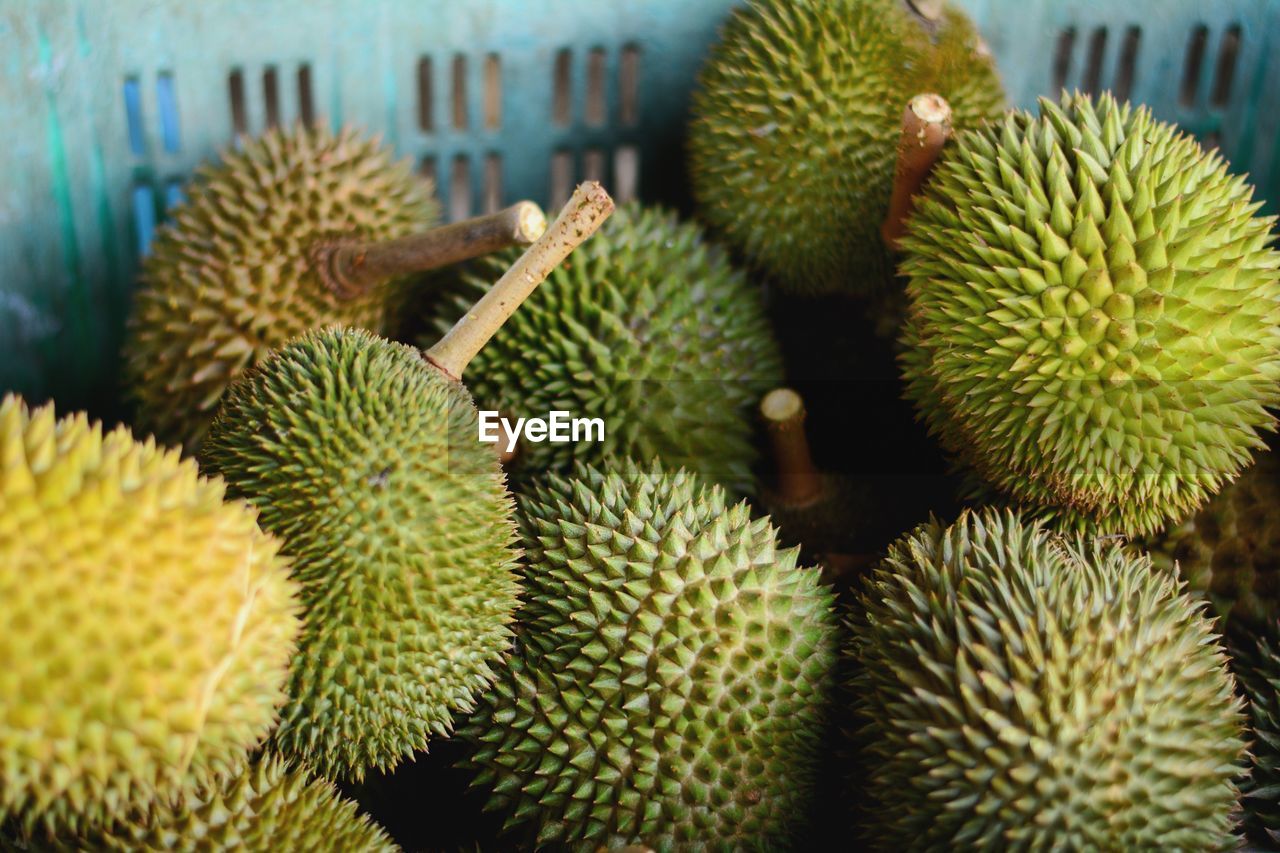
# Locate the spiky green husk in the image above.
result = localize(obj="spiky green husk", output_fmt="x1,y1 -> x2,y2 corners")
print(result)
849,509 -> 1246,849
428,204 -> 782,495
1228,623 -> 1280,845
63,757 -> 398,852
0,395 -> 300,836
1145,454 -> 1280,627
900,92 -> 1280,537
199,327 -> 521,781
463,461 -> 837,849
126,124 -> 438,451
688,0 -> 1005,294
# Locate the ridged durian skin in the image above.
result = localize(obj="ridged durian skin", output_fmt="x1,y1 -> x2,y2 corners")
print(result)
431,204 -> 782,496
125,124 -> 439,451
199,327 -> 521,781
900,93 -> 1280,537
688,0 -> 1005,293
1147,453 -> 1280,626
1228,624 -> 1280,845
0,395 -> 300,835
849,509 -> 1245,850
463,461 -> 837,850
76,757 -> 398,852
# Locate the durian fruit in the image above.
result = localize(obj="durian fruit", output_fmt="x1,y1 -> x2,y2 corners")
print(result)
849,508 -> 1246,849
125,120 -> 546,452
688,0 -> 1005,293
72,756 -> 398,852
900,92 -> 1280,537
199,183 -> 615,781
1227,623 -> 1280,845
428,203 -> 782,496
1146,453 -> 1280,627
0,395 -> 300,836
463,460 -> 837,849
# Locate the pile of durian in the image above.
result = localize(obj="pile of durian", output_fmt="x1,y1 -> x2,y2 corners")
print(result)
5,0 -> 1280,850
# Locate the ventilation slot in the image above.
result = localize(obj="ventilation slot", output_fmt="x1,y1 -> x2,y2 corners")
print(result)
156,72 -> 181,152
583,148 -> 605,183
550,149 -> 573,210
613,145 -> 639,204
1082,27 -> 1108,95
263,66 -> 281,129
123,77 -> 145,155
484,54 -> 501,130
484,153 -> 502,213
163,177 -> 186,211
228,69 -> 248,136
1052,28 -> 1076,91
132,183 -> 157,256
1181,25 -> 1209,106
450,155 -> 471,221
586,48 -> 606,127
417,57 -> 434,132
452,55 -> 468,130
620,44 -> 640,126
553,49 -> 571,126
420,155 -> 437,187
1212,25 -> 1242,106
298,64 -> 315,126
1114,27 -> 1141,101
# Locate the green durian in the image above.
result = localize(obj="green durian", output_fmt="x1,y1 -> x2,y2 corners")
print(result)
1146,453 -> 1280,627
199,327 -> 521,781
126,124 -> 438,450
0,395 -> 300,836
849,508 -> 1246,849
1227,622 -> 1280,846
60,756 -> 397,852
427,203 -> 782,496
463,460 -> 837,849
688,0 -> 1005,293
900,92 -> 1280,537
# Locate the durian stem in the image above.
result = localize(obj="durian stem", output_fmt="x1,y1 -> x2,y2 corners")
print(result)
425,182 -> 615,381
760,388 -> 824,509
881,94 -> 953,252
312,201 -> 548,300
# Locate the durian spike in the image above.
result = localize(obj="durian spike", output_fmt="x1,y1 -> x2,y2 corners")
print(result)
426,181 -> 615,381
313,201 -> 548,300
881,93 -> 953,252
761,387 -> 824,508
905,0 -> 944,21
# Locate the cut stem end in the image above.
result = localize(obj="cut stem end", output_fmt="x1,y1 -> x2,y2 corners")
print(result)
881,93 -> 953,252
761,388 -> 824,508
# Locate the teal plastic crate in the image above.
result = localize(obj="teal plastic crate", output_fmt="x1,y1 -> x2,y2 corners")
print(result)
2,0 -> 1277,418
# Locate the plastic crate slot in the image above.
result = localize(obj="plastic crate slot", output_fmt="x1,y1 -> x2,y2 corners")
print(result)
584,147 -> 605,184
123,76 -> 145,156
484,153 -> 502,213
228,68 -> 248,137
452,55 -> 469,130
156,72 -> 181,153
1082,27 -> 1108,95
298,64 -> 316,126
132,182 -> 157,257
163,177 -> 186,212
263,66 -> 281,129
1181,24 -> 1209,106
484,54 -> 502,130
613,145 -> 638,203
553,49 -> 572,126
1052,28 -> 1076,91
1114,27 -> 1141,101
586,48 -> 607,127
420,155 -> 437,189
620,44 -> 640,127
450,154 -> 472,221
550,149 -> 573,209
1212,24 -> 1242,106
1204,129 -> 1222,151
417,57 -> 435,132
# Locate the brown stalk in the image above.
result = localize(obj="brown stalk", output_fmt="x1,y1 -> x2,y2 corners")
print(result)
760,388 -> 824,509
312,201 -> 547,300
881,93 -> 953,252
425,182 -> 615,381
